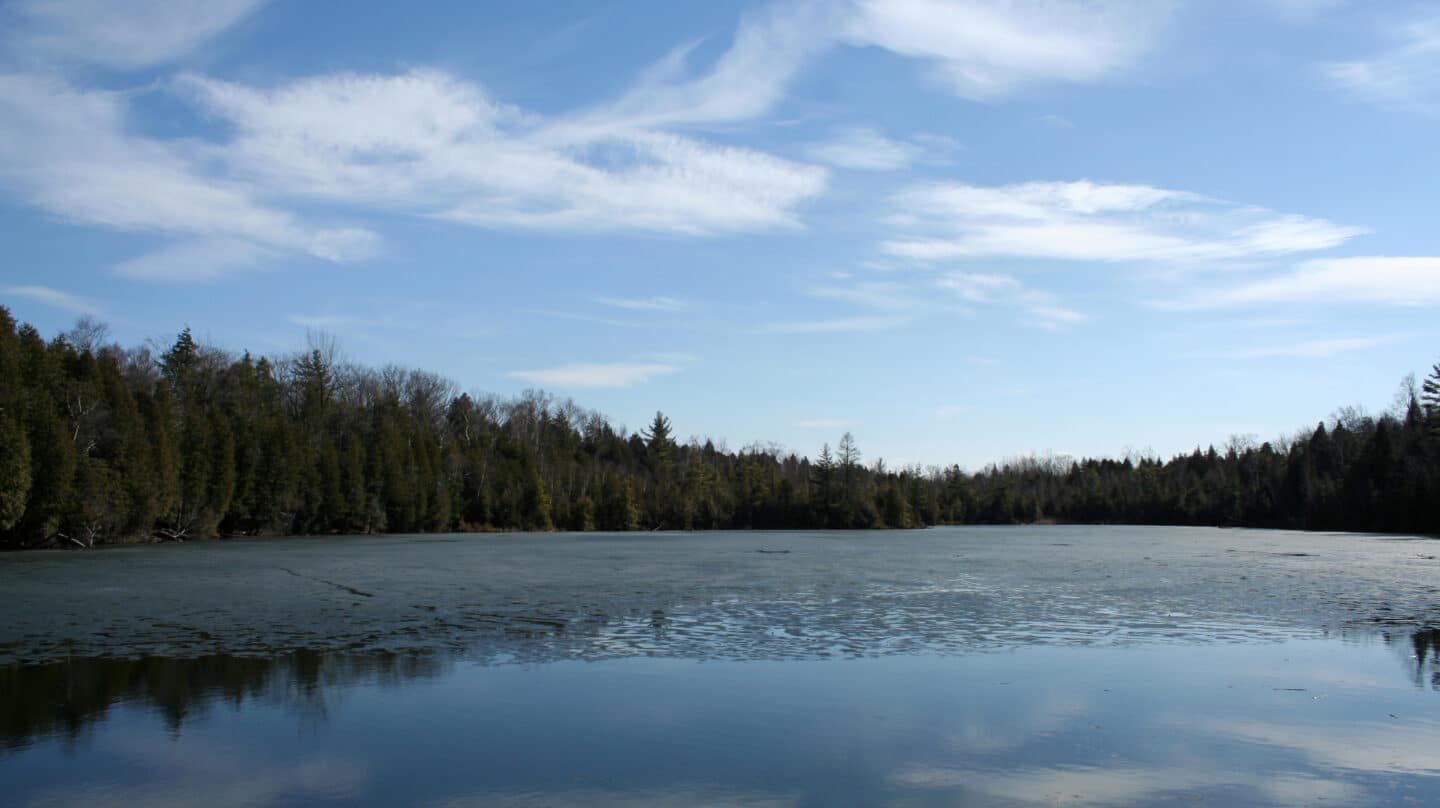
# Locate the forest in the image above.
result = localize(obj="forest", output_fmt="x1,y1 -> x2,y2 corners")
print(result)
1,305 -> 1438,548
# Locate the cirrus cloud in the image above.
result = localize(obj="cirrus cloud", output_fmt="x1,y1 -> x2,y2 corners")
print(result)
507,362 -> 683,389
1155,256 -> 1440,309
3,284 -> 102,315
807,127 -> 924,171
883,180 -> 1365,265
182,70 -> 829,238
7,0 -> 267,70
1324,13 -> 1440,114
937,271 -> 1087,329
842,0 -> 1174,100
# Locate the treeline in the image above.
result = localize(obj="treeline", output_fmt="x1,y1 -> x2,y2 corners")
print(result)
1,307 -> 1438,547
0,309 -> 939,547
964,404 -> 1440,533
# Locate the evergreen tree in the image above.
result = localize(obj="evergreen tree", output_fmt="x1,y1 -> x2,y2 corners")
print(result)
810,443 -> 836,526
0,307 -> 29,532
13,326 -> 77,544
1423,361 -> 1440,434
0,415 -> 30,533
569,496 -> 596,532
642,411 -> 674,463
4,309 -> 1438,544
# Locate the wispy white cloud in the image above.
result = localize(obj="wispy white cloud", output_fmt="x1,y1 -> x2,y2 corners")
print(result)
1197,316 -> 1310,330
1185,335 -> 1392,360
8,0 -> 266,70
805,270 -> 1085,332
182,70 -> 827,237
934,271 -> 1021,302
568,0 -> 1172,141
842,0 -> 1174,101
595,295 -> 687,312
1022,303 -> 1088,329
0,64 -> 825,282
566,0 -> 845,134
527,308 -> 668,329
937,271 -> 1087,330
507,362 -> 682,388
1156,256 -> 1440,308
113,238 -> 270,281
285,312 -> 422,332
0,74 -> 378,281
807,127 -> 923,171
3,284 -> 102,315
1324,14 -> 1440,113
883,180 -> 1364,265
807,280 -> 924,311
0,0 -> 1187,284
763,315 -> 911,333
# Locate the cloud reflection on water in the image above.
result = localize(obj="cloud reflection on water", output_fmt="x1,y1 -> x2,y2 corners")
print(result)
5,636 -> 1440,808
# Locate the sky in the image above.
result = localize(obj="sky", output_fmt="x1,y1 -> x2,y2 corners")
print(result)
2,0 -> 1439,469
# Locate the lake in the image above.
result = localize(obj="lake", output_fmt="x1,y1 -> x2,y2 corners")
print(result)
1,526 -> 1438,806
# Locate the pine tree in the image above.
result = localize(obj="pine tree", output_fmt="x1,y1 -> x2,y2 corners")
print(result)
161,328 -> 201,417
138,386 -> 181,537
643,412 -> 674,462
810,443 -> 836,525
598,475 -> 640,531
1423,361 -> 1440,434
879,481 -> 913,528
13,326 -> 76,545
940,465 -> 971,523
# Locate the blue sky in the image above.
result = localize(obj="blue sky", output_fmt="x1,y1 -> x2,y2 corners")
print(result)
2,0 -> 1439,469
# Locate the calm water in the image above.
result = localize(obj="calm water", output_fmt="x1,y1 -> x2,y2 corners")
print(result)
2,527 -> 1438,806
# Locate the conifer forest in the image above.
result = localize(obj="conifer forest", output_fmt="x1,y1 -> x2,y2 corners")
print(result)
2,305 -> 1438,548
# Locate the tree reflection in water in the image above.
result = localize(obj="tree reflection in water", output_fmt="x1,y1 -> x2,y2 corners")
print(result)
0,651 -> 447,752
1405,628 -> 1440,690
3,627 -> 1438,754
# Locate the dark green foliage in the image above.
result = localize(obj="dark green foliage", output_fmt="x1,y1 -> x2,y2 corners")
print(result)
0,414 -> 30,532
1424,363 -> 1440,435
1,306 -> 1438,547
0,308 -> 29,531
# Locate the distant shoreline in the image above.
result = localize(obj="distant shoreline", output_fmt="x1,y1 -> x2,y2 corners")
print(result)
9,521 -> 1439,554
4,309 -> 1438,550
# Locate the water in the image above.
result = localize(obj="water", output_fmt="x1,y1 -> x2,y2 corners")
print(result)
2,527 -> 1438,806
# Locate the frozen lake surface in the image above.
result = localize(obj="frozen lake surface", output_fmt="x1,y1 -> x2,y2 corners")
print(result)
2,526 -> 1438,806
